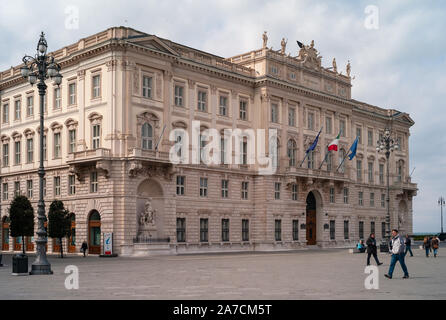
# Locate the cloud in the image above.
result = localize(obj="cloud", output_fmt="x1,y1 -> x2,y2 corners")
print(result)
1,0 -> 444,232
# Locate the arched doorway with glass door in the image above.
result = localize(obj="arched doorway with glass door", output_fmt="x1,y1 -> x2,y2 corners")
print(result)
88,210 -> 101,254
68,213 -> 76,253
2,216 -> 10,251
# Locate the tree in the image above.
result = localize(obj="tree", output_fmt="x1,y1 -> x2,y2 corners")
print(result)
9,195 -> 34,255
48,200 -> 71,258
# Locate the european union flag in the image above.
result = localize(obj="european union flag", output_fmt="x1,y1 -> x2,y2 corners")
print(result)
348,137 -> 359,160
306,128 -> 322,154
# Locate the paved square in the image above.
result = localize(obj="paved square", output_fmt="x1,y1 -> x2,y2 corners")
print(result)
0,243 -> 444,299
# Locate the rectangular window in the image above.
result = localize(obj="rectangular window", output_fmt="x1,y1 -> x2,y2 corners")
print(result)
69,82 -> 76,105
368,162 -> 374,183
176,218 -> 186,243
197,91 -> 207,112
142,76 -> 152,98
14,141 -> 21,165
54,87 -> 61,109
176,176 -> 185,196
356,127 -> 362,144
308,112 -> 314,130
356,160 -> 362,182
200,218 -> 208,242
381,194 -> 386,208
69,129 -> 76,153
288,107 -> 295,126
307,150 -> 314,169
327,153 -> 333,172
200,177 -> 208,197
368,130 -> 373,146
54,176 -> 61,196
343,187 -> 349,204
219,95 -> 227,116
221,180 -> 229,198
292,184 -> 298,201
293,220 -> 299,241
340,119 -> 346,137
271,103 -> 278,123
3,143 -> 9,167
27,180 -> 33,199
220,137 -> 226,165
54,133 -> 61,159
330,220 -> 336,240
2,103 -> 9,123
240,140 -> 248,165
2,183 -> 8,201
326,117 -> 332,134
344,221 -> 349,240
14,181 -> 20,197
27,96 -> 34,116
222,219 -> 230,242
241,181 -> 248,200
92,124 -> 100,149
90,172 -> 98,193
379,164 -> 384,184
174,85 -> 184,107
370,192 -> 375,207
92,75 -> 101,98
329,187 -> 335,203
371,221 -> 376,235
14,100 -> 21,121
274,182 -> 281,200
239,100 -> 247,120
359,221 -> 364,239
27,138 -> 33,163
275,219 -> 282,241
68,175 -> 76,195
359,191 -> 363,206
242,219 -> 249,241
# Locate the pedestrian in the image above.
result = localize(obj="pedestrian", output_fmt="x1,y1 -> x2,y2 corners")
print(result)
366,233 -> 383,266
385,229 -> 409,279
81,240 -> 88,257
423,236 -> 431,257
357,239 -> 366,253
404,234 -> 413,257
432,236 -> 440,258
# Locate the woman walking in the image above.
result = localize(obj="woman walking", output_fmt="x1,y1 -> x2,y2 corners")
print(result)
366,233 -> 383,266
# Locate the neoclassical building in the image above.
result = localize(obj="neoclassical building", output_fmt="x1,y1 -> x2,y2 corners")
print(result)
0,27 -> 417,255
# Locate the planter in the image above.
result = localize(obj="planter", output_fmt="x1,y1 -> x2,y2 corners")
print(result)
12,254 -> 28,276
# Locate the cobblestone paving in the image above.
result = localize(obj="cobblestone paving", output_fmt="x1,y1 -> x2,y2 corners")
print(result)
0,243 -> 444,299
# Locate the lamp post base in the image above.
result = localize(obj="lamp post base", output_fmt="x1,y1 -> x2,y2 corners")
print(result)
29,264 -> 53,275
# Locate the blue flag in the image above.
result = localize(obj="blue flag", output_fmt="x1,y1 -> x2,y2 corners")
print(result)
306,128 -> 322,154
348,137 -> 359,160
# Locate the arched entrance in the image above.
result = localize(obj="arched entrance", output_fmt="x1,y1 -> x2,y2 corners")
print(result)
136,179 -> 164,239
88,210 -> 101,254
306,192 -> 317,245
2,216 -> 10,251
68,213 -> 76,253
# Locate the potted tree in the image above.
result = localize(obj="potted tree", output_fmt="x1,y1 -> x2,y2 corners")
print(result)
9,195 -> 34,275
48,200 -> 71,258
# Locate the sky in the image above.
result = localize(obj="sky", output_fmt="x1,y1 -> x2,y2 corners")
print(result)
0,0 -> 445,233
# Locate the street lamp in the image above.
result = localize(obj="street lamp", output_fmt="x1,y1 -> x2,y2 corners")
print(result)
21,32 -> 62,275
439,197 -> 445,234
376,128 -> 399,251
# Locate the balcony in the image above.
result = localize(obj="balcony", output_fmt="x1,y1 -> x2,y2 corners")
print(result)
66,148 -> 111,165
127,147 -> 171,164
285,166 -> 350,182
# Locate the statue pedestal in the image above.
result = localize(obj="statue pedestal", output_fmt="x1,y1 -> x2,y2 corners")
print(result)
138,224 -> 158,239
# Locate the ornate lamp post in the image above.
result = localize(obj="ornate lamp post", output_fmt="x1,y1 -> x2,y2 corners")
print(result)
21,32 -> 62,275
376,128 -> 399,250
439,197 -> 445,234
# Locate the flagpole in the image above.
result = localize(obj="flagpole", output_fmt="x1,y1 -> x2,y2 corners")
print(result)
299,127 -> 323,168
318,145 -> 329,170
335,152 -> 349,173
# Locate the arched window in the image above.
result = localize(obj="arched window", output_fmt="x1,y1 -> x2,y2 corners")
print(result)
269,137 -> 279,169
287,139 -> 297,166
141,123 -> 153,150
339,148 -> 346,173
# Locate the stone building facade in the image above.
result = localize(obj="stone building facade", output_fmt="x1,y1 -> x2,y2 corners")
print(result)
0,27 -> 417,255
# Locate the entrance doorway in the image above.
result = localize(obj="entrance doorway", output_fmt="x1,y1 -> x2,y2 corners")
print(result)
88,210 -> 101,254
306,192 -> 317,245
2,216 -> 10,251
68,213 -> 76,253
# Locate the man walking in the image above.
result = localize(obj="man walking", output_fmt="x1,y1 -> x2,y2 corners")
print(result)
423,236 -> 431,257
366,233 -> 383,266
432,236 -> 440,258
385,229 -> 409,279
404,234 -> 413,257
81,240 -> 88,257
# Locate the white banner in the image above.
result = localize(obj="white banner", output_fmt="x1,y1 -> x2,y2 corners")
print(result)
103,233 -> 113,255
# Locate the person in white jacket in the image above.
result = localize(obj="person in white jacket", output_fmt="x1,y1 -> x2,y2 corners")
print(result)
385,229 -> 409,279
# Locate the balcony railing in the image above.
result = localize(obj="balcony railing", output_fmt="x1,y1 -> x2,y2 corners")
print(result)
66,148 -> 111,163
285,166 -> 350,181
128,148 -> 170,162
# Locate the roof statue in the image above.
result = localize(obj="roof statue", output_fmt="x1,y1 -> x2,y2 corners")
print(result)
297,40 -> 322,70
332,58 -> 337,73
346,60 -> 351,77
281,38 -> 287,54
262,31 -> 268,49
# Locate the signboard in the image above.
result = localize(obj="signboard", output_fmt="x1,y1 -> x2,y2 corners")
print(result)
103,232 -> 113,256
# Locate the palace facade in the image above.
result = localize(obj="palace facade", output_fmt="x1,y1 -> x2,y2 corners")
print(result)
0,27 -> 417,255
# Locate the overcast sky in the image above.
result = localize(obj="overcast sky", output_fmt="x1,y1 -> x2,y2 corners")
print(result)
1,0 -> 445,233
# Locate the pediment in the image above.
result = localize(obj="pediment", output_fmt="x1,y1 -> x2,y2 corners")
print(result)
127,35 -> 179,56
394,113 -> 415,126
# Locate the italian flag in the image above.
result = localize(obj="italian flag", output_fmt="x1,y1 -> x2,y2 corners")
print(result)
328,133 -> 340,152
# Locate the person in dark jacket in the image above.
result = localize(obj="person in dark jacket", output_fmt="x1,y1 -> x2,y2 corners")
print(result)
366,233 -> 383,266
404,235 -> 413,257
423,236 -> 431,257
81,240 -> 88,257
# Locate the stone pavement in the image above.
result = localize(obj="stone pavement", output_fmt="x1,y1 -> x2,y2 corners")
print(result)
0,243 -> 445,299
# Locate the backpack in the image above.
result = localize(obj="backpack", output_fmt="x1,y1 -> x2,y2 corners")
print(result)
397,236 -> 406,254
